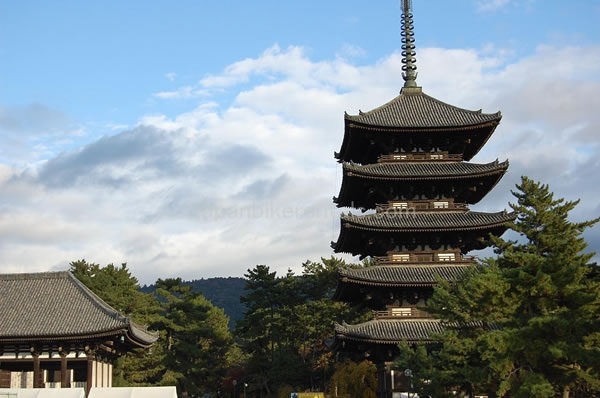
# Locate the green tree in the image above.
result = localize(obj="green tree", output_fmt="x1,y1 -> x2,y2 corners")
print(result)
70,260 -> 166,386
428,177 -> 600,397
329,360 -> 376,398
71,262 -> 235,396
155,278 -> 233,397
236,258 -> 370,396
70,260 -> 162,325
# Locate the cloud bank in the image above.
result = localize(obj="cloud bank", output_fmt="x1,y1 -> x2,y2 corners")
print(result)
1,43 -> 598,283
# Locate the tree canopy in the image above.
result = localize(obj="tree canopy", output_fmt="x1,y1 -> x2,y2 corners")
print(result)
235,257 -> 371,397
71,261 -> 234,396
418,177 -> 600,397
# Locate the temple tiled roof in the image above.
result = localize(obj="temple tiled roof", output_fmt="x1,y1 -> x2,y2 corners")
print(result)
335,319 -> 445,344
345,90 -> 501,129
334,319 -> 493,344
343,160 -> 508,179
0,271 -> 157,346
339,264 -> 472,286
341,210 -> 515,232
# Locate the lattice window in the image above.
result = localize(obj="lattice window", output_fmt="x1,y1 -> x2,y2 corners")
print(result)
391,254 -> 410,262
438,253 -> 456,261
391,307 -> 412,317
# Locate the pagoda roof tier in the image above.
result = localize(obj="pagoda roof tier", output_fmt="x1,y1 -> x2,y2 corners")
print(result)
343,159 -> 508,179
344,90 -> 501,129
340,210 -> 513,231
333,319 -> 494,347
335,160 -> 508,208
332,211 -> 515,256
336,92 -> 501,163
340,264 -> 471,287
334,319 -> 445,344
333,264 -> 472,302
0,271 -> 157,347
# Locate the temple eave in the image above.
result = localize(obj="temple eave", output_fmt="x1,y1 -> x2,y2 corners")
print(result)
342,91 -> 501,130
342,160 -> 509,180
334,319 -> 445,347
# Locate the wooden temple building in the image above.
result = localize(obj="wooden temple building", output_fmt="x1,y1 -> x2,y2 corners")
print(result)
330,1 -> 514,397
0,271 -> 157,395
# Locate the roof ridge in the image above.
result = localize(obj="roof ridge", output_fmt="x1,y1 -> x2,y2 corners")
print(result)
420,91 -> 501,117
345,94 -> 403,118
65,271 -> 129,326
0,271 -> 72,280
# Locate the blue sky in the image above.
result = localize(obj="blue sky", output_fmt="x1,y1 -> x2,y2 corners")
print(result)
1,0 -> 599,283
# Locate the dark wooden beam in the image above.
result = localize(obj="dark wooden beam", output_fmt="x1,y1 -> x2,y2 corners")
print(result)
86,347 -> 95,396
32,351 -> 41,388
60,350 -> 70,388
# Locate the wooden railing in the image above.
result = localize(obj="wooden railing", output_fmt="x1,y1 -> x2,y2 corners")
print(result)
378,152 -> 463,162
373,308 -> 432,319
375,252 -> 476,265
376,200 -> 469,212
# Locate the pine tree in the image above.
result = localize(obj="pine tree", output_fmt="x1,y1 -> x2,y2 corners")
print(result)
426,177 -> 600,397
154,278 -> 233,396
70,260 -> 166,386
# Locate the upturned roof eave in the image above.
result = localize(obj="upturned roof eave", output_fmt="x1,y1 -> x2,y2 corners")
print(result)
333,320 -> 443,345
343,91 -> 502,131
0,327 -> 130,344
342,159 -> 509,180
337,265 -> 472,287
344,117 -> 501,133
340,211 -> 516,232
0,326 -> 157,348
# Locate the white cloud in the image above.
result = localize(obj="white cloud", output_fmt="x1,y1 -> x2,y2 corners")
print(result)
153,86 -> 208,99
336,43 -> 366,59
165,72 -> 177,81
477,0 -> 511,12
1,43 -> 599,283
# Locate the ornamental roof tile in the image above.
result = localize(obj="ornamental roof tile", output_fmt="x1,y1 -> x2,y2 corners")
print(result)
0,271 -> 157,346
339,264 -> 471,286
341,210 -> 515,232
343,160 -> 508,179
345,91 -> 501,129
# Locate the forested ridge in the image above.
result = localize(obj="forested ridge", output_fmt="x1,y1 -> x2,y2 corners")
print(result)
140,277 -> 247,328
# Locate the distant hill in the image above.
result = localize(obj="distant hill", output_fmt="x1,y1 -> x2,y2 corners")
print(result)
141,277 -> 247,329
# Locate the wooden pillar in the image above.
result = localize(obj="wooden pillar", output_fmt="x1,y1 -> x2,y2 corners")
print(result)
376,362 -> 392,398
60,351 -> 70,388
86,348 -> 95,396
32,351 -> 42,388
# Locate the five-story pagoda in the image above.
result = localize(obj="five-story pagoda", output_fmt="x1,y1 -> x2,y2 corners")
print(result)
330,1 -> 514,397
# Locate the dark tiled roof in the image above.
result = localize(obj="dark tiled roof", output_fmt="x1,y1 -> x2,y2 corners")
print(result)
0,271 -> 157,346
341,210 -> 515,232
335,319 -> 445,343
334,319 -> 494,344
345,90 -> 501,129
339,264 -> 471,286
343,160 -> 508,179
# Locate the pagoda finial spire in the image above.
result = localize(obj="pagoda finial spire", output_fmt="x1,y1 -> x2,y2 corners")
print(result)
401,0 -> 418,89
